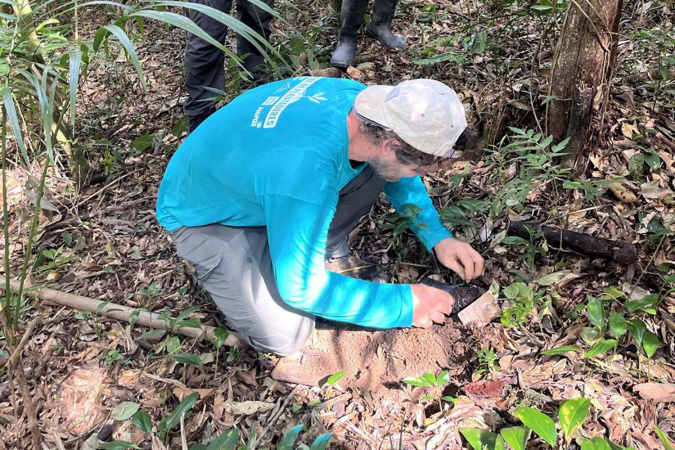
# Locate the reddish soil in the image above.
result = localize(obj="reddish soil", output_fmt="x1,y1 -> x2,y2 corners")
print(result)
272,321 -> 476,400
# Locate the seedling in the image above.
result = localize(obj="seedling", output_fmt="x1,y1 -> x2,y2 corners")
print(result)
322,370 -> 346,397
403,370 -> 456,411
475,347 -> 499,377
460,398 -> 634,450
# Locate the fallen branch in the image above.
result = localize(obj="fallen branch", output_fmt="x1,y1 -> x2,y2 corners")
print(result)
1,279 -> 240,347
507,222 -> 638,264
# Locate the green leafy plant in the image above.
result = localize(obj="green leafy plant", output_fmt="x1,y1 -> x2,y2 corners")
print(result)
402,370 -> 455,410
500,282 -> 543,328
322,370 -> 346,397
475,347 -> 499,376
485,128 -> 570,220
461,398 -> 603,449
382,203 -> 428,241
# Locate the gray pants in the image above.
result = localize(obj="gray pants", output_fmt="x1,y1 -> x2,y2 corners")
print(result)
184,0 -> 275,117
170,167 -> 386,355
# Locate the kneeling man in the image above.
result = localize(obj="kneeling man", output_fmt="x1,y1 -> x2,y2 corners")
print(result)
156,77 -> 484,355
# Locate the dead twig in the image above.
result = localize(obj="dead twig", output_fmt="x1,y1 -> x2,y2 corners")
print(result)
7,316 -> 41,368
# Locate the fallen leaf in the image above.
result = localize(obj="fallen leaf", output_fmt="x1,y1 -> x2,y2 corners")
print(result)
633,383 -> 675,402
346,66 -> 365,80
610,182 -> 637,203
222,400 -> 275,415
621,122 -> 639,139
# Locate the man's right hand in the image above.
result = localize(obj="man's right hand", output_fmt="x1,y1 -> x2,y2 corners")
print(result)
410,283 -> 455,328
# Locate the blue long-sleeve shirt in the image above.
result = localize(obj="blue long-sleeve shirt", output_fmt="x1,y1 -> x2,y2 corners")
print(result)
156,77 -> 452,328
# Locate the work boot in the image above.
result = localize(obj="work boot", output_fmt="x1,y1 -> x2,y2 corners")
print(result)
331,0 -> 369,68
365,0 -> 407,50
188,105 -> 217,135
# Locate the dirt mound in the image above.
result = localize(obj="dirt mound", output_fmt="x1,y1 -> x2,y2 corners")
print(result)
272,321 -> 475,400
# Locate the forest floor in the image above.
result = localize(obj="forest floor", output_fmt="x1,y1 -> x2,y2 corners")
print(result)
1,0 -> 674,448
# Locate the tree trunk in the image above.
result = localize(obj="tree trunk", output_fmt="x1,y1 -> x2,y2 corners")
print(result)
547,0 -> 623,172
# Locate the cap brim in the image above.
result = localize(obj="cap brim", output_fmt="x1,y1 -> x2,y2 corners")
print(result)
353,85 -> 395,129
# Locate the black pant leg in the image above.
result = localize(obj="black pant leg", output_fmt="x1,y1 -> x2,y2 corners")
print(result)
236,0 -> 275,72
184,0 -> 234,117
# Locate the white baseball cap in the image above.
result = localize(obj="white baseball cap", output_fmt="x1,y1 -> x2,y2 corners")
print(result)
353,79 -> 467,158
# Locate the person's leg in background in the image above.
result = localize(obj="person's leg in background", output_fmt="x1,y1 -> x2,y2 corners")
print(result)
184,0 -> 234,133
235,0 -> 275,82
330,0 -> 369,69
365,0 -> 407,49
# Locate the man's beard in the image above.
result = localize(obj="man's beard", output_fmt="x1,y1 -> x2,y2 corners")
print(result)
369,159 -> 402,182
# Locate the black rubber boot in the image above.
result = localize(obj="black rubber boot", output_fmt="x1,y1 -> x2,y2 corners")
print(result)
331,0 -> 369,68
366,0 -> 407,49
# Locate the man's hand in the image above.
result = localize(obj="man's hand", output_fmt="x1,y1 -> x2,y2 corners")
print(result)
410,283 -> 454,328
434,237 -> 485,281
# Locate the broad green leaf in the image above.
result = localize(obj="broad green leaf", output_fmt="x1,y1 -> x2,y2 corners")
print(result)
629,319 -> 647,345
158,392 -> 200,434
277,425 -> 303,450
174,305 -> 201,323
580,327 -> 602,346
132,134 -> 154,152
165,336 -> 181,354
583,340 -> 617,359
500,236 -> 529,245
655,425 -> 674,450
309,432 -> 333,450
100,442 -> 141,450
500,426 -> 530,450
541,346 -> 581,356
601,286 -> 625,300
535,270 -> 572,286
587,296 -> 605,329
558,398 -> 590,438
131,410 -> 153,433
172,353 -> 203,366
177,318 -> 202,329
111,402 -> 140,421
514,407 -> 557,447
213,328 -> 229,348
205,428 -> 239,450
171,116 -> 190,137
422,372 -> 438,386
460,428 -> 505,450
102,24 -> 147,91
609,313 -> 628,339
138,329 -> 165,340
625,294 -> 659,314
326,371 -> 346,387
642,331 -> 659,358
402,377 -> 431,387
581,438 -> 612,450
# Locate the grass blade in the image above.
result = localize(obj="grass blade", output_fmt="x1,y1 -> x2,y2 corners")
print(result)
102,24 -> 147,92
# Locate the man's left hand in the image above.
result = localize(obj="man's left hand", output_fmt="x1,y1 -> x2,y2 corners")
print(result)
434,237 -> 484,281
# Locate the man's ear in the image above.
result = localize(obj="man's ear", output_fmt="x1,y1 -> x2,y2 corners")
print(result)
381,139 -> 399,158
